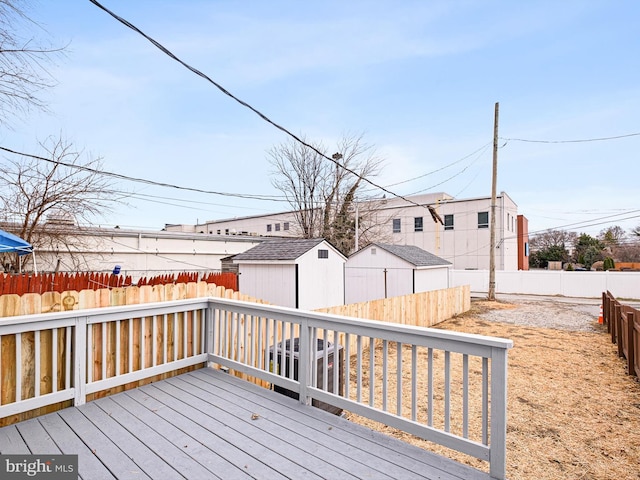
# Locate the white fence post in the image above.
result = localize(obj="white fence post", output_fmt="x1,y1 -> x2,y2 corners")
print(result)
297,320 -> 312,406
490,346 -> 508,480
74,316 -> 88,406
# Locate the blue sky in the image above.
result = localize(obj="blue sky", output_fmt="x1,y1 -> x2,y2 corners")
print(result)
4,1 -> 640,238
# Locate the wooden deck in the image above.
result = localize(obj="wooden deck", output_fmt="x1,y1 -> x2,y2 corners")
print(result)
0,368 -> 491,480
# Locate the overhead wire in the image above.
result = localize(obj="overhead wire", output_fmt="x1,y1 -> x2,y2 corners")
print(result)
501,131 -> 640,144
0,145 -> 287,202
87,0 -> 443,224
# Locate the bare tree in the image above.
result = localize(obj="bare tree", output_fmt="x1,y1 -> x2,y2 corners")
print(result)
598,225 -> 626,247
529,229 -> 577,251
0,136 -> 120,271
0,0 -> 62,125
268,133 -> 385,255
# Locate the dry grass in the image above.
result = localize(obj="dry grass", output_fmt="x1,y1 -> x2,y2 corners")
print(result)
345,301 -> 640,480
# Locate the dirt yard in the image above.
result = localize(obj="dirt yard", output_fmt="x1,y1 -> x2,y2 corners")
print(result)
346,298 -> 640,480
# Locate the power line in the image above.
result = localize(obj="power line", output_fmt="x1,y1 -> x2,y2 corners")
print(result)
87,0 -> 443,225
501,131 -> 640,144
0,145 -> 286,202
381,142 -> 492,188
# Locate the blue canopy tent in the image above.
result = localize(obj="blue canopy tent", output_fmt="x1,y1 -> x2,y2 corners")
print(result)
0,229 -> 37,273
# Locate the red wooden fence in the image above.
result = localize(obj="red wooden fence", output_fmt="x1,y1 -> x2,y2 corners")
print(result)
0,271 -> 237,296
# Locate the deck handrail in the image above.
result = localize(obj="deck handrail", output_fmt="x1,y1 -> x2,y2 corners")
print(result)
0,297 -> 512,479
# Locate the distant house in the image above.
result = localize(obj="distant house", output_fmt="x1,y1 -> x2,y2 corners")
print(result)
233,238 -> 346,310
345,243 -> 451,304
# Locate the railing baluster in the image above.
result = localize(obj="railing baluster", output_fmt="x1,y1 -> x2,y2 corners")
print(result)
463,354 -> 469,438
52,328 -> 58,394
311,328 -> 318,387
396,342 -> 402,416
152,315 -> 157,366
482,356 -> 489,445
289,322 -> 295,381
333,329 -> 339,397
382,339 -> 388,411
243,313 -> 250,367
141,317 -> 146,369
163,314 -> 168,365
183,313 -> 188,360
444,351 -> 450,432
411,345 -> 417,421
65,325 -> 72,390
101,322 -> 107,379
128,318 -> 133,373
369,337 -> 375,406
427,347 -> 433,426
234,311 -> 240,363
16,332 -> 22,401
344,333 -> 350,399
279,320 -> 286,380
356,335 -> 363,403
115,321 -> 121,376
35,331 -> 41,398
264,318 -> 271,372
257,316 -> 263,370
323,330 -> 329,391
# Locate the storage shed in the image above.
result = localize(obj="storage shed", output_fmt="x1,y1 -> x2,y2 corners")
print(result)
233,238 -> 346,310
345,243 -> 451,304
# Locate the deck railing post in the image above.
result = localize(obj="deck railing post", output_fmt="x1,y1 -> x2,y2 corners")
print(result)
297,320 -> 312,406
205,304 -> 214,364
490,346 -> 508,480
74,316 -> 88,406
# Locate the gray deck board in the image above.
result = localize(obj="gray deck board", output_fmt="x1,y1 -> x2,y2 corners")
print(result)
39,413 -> 116,480
173,373 -> 412,479
0,367 -> 491,480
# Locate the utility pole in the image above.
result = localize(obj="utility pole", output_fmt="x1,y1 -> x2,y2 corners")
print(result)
488,102 -> 499,301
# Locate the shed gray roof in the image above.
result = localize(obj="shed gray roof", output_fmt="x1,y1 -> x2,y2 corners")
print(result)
372,243 -> 452,267
233,238 -> 327,261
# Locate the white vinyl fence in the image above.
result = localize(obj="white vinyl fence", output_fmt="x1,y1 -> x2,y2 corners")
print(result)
451,270 -> 640,300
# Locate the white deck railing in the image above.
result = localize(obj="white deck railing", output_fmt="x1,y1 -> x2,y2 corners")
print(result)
0,297 -> 512,479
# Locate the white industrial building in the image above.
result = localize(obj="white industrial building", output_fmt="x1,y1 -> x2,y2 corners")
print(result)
345,243 -> 452,304
167,191 -> 528,271
233,238 -> 346,310
18,226 -> 263,282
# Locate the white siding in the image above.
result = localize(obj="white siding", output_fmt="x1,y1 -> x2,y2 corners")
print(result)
31,229 -> 261,281
345,247 -> 414,304
297,244 -> 345,310
414,267 -> 451,292
238,263 -> 297,307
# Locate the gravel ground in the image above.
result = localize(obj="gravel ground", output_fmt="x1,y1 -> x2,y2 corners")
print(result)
473,298 -> 601,332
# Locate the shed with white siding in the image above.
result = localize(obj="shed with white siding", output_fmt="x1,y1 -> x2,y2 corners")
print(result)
345,243 -> 452,304
233,238 -> 346,310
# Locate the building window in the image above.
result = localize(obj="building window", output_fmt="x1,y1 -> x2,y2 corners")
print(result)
444,214 -> 454,231
275,223 -> 281,231
283,222 -> 290,231
371,247 -> 377,255
392,218 -> 401,233
318,249 -> 328,259
478,212 -> 489,229
216,229 -> 221,235
266,224 -> 272,232
414,217 -> 423,232
224,228 -> 230,235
